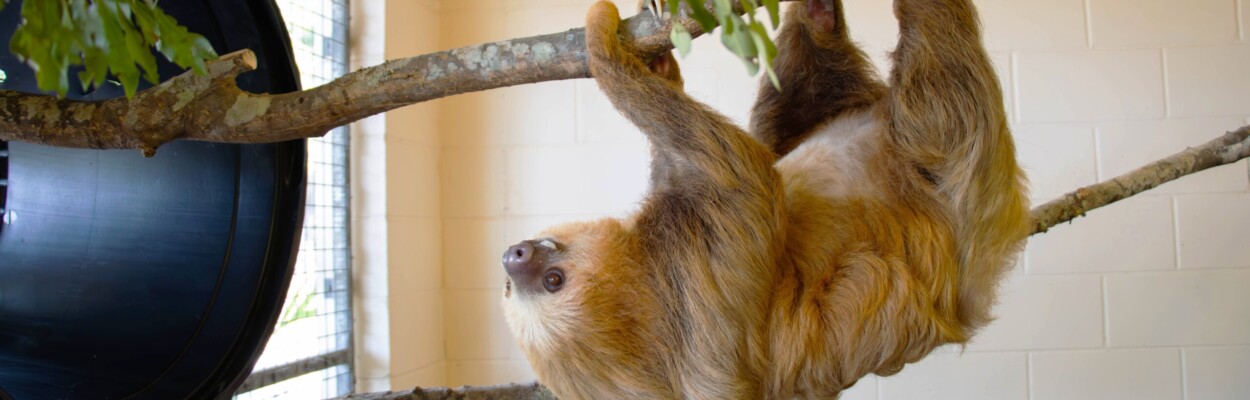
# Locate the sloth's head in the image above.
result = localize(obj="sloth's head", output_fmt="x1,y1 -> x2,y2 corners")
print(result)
499,218 -> 657,381
499,218 -> 626,350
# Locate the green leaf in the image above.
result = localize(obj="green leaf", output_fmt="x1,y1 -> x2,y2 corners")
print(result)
739,0 -> 758,16
719,18 -> 739,52
712,0 -> 734,18
122,19 -> 159,85
79,49 -> 109,92
665,0 -> 782,88
763,0 -> 780,27
670,23 -> 693,57
750,21 -> 779,88
728,17 -> 757,57
278,285 -> 320,328
132,6 -> 160,44
6,0 -> 217,97
682,0 -> 718,32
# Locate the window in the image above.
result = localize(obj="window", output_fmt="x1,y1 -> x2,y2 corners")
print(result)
234,0 -> 352,398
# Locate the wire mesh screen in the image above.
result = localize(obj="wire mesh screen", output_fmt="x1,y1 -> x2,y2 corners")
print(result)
236,0 -> 351,398
1,141 -> 8,227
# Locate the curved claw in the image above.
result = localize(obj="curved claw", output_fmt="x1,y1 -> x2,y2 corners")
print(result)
645,0 -> 663,17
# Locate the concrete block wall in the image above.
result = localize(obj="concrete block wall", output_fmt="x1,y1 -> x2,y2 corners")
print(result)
361,0 -> 1250,398
382,0 -> 447,390
837,1 -> 1250,399
434,0 -> 661,387
350,0 -> 446,392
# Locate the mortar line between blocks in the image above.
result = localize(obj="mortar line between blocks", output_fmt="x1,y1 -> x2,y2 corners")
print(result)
1161,49 -> 1173,118
1092,125 -> 1104,181
1238,0 -> 1246,42
1023,344 -> 1250,353
875,373 -> 883,400
1179,348 -> 1190,400
1083,0 -> 1095,48
1101,275 -> 1110,347
1022,267 -> 1250,279
1025,352 -> 1034,400
1010,51 -> 1022,125
1171,196 -> 1183,270
965,345 -> 1250,355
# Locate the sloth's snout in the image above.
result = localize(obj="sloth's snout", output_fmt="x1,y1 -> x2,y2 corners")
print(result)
504,239 -> 562,295
502,240 -> 539,279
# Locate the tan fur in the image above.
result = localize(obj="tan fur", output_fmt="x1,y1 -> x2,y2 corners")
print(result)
500,1 -> 1030,398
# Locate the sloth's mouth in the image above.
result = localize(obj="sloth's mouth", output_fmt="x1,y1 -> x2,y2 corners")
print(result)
504,279 -> 512,298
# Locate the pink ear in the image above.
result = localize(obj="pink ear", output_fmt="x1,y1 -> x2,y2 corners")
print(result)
649,54 -> 675,77
647,53 -> 682,85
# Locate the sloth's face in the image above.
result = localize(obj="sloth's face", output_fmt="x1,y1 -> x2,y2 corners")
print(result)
501,237 -> 567,298
499,218 -> 666,397
499,218 -> 626,355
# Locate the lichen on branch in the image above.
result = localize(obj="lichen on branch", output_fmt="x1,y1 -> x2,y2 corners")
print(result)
0,0 -> 776,155
1030,125 -> 1250,234
0,49 -> 257,156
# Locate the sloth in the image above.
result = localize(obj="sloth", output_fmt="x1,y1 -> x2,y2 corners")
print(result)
500,0 -> 1029,398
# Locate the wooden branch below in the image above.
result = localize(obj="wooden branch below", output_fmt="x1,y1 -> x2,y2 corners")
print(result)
237,349 -> 350,393
334,382 -> 554,400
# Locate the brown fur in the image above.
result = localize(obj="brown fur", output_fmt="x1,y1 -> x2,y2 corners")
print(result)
500,1 -> 1030,398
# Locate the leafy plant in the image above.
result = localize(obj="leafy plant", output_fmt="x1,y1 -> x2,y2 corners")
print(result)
0,0 -> 779,98
662,0 -> 782,88
1,0 -> 217,97
278,285 -> 318,328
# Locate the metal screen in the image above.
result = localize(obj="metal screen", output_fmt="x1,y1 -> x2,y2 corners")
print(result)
235,0 -> 352,398
0,140 -> 8,233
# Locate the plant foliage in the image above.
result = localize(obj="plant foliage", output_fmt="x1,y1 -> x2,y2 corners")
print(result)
664,0 -> 781,88
1,0 -> 217,97
278,285 -> 318,328
2,0 -> 778,98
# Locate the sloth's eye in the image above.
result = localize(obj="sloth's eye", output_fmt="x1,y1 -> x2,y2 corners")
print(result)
543,269 -> 565,293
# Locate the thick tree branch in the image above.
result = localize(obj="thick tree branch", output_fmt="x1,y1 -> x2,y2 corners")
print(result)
1030,125 -> 1250,234
0,50 -> 259,156
334,382 -> 553,400
0,1 -> 786,154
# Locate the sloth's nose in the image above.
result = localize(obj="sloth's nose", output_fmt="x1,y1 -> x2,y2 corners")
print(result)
502,241 -> 537,277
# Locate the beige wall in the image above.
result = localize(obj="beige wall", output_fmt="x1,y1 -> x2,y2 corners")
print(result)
350,0 -> 445,392
438,0 -> 654,386
357,0 -> 1250,398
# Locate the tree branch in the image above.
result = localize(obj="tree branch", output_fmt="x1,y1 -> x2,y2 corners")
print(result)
0,1 -> 787,155
1030,125 -> 1250,234
0,50 -> 260,156
334,382 -> 553,400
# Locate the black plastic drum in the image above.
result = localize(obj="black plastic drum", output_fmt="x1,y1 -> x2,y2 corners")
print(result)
0,1 -> 305,399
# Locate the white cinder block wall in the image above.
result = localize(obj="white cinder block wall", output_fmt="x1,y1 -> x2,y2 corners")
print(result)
350,0 -> 446,392
360,0 -> 1250,398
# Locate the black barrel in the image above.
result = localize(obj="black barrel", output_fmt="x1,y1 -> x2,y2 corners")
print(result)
0,1 -> 306,399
